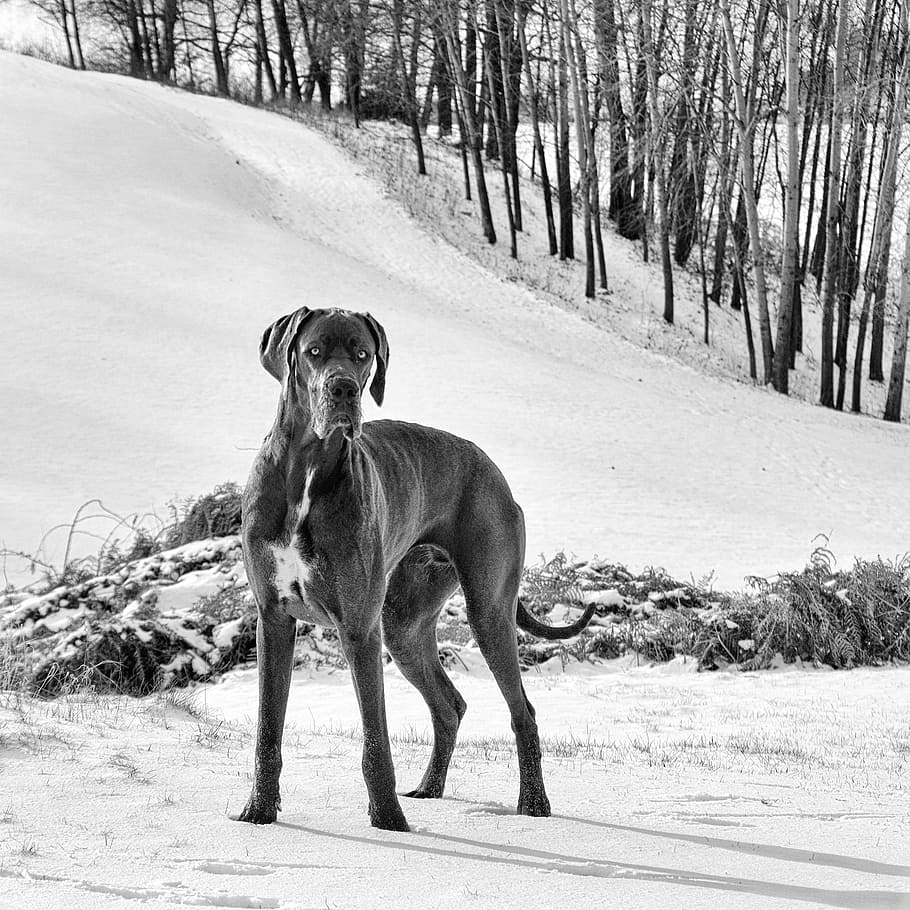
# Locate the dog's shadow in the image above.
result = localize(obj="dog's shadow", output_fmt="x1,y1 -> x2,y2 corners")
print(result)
278,803 -> 910,908
464,801 -> 910,878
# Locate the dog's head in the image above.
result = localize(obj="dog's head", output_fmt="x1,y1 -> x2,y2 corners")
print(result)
259,307 -> 389,440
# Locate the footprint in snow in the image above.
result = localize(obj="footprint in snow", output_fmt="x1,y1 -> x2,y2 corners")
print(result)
79,879 -> 281,908
194,861 -> 274,876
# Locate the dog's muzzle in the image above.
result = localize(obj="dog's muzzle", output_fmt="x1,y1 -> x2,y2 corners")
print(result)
313,375 -> 362,439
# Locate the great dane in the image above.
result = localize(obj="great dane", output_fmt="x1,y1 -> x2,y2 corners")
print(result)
237,307 -> 594,831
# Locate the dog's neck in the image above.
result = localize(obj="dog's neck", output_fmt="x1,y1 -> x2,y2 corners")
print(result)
267,391 -> 352,502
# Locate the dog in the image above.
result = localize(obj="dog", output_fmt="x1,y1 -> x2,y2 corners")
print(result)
237,307 -> 594,831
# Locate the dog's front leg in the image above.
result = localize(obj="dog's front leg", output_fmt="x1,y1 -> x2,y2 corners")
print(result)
340,623 -> 409,832
236,607 -> 297,824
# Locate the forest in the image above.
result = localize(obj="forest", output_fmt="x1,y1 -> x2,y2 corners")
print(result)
18,0 -> 910,421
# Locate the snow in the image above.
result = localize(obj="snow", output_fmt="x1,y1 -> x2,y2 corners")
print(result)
582,589 -> 625,607
3,52 -> 910,591
2,659 -> 910,908
154,568 -> 231,615
3,52 -> 910,909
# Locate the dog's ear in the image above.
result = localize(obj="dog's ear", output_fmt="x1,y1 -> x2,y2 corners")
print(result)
361,312 -> 389,406
259,307 -> 315,383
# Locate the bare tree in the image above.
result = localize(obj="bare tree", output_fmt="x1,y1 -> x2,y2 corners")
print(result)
641,0 -> 672,322
517,0 -> 557,254
771,0 -> 800,394
439,1 -> 496,244
854,1 -> 910,411
884,207 -> 910,422
819,0 -> 849,408
721,0 -> 773,379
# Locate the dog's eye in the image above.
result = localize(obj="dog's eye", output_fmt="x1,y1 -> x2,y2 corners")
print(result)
356,350 -> 369,361
308,346 -> 320,357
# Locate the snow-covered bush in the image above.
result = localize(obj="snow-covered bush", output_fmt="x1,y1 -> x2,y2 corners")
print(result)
163,482 -> 243,548
4,511 -> 910,698
696,550 -> 910,669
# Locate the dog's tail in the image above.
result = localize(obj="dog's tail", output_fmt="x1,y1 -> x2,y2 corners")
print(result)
516,598 -> 596,640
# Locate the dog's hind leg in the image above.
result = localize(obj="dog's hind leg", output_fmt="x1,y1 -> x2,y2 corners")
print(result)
456,513 -> 550,817
383,547 -> 465,800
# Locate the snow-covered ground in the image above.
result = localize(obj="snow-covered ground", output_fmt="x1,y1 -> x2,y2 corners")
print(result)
2,659 -> 909,908
3,51 -> 910,591
3,52 -> 910,909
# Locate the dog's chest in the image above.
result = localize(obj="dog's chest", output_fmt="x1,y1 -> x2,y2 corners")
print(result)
268,470 -> 332,624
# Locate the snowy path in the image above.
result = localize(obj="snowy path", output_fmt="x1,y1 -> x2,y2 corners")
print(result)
3,52 -> 910,586
2,660 -> 909,909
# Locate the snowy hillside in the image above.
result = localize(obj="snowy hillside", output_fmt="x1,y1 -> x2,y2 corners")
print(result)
3,52 -> 910,589
2,52 -> 910,910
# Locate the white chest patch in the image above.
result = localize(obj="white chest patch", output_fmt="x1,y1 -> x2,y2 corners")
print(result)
270,467 -> 317,602
271,541 -> 314,600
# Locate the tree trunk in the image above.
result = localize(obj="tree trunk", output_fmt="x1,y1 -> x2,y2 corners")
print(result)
455,106 -> 472,200
722,175 -> 758,380
271,0 -> 300,103
391,0 -> 426,174
835,0 -> 882,409
483,17 -> 517,257
710,65 -> 734,304
492,0 -> 522,232
632,14 -> 649,252
69,0 -> 85,69
563,0 -> 594,295
126,0 -> 144,77
205,0 -> 229,95
136,0 -> 155,77
434,39 -> 453,135
57,0 -> 75,68
256,0 -> 277,99
771,0 -> 801,394
819,0 -> 848,408
859,0 -> 909,399
798,2 -> 830,280
148,0 -> 163,77
641,0 -> 673,322
556,10 -> 574,260
884,209 -> 910,422
442,16 -> 496,244
721,0 -> 774,382
810,133 -> 831,285
160,0 -> 178,80
669,0 -> 699,267
517,2 -> 556,254
594,0 -> 638,240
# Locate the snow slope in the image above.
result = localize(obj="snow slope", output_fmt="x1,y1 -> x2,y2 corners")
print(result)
2,53 -> 910,909
3,49 -> 910,590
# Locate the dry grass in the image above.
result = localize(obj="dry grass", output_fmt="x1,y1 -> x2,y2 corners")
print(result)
518,545 -> 910,671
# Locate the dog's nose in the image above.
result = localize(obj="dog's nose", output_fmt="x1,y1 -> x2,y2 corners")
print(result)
328,376 -> 359,403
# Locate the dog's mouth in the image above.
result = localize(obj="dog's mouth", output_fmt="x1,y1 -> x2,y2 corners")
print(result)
338,416 -> 362,441
312,400 -> 362,441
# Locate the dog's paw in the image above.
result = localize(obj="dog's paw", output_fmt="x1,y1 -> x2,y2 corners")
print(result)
233,792 -> 280,825
403,781 -> 444,800
369,803 -> 410,832
517,789 -> 551,818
